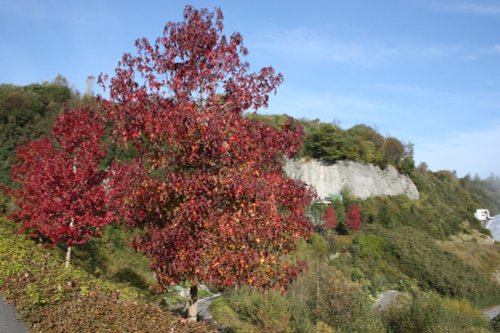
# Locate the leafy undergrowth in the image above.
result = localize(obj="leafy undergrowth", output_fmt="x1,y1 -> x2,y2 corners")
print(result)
0,218 -> 216,333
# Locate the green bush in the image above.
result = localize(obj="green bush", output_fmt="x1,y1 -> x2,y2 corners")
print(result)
209,297 -> 260,332
352,235 -> 388,259
210,287 -> 313,333
0,80 -> 77,186
71,224 -> 156,289
302,123 -> 359,163
288,254 -> 386,333
313,271 -> 385,333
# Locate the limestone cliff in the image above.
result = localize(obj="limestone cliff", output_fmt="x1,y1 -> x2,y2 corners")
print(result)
284,159 -> 419,200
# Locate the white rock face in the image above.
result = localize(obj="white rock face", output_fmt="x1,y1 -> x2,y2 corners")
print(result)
284,159 -> 419,200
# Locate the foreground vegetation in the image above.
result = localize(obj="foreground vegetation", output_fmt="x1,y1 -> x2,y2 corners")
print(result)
0,218 -> 215,333
2,213 -> 497,332
212,115 -> 500,332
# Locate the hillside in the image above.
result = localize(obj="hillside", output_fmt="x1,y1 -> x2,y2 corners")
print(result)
0,85 -> 499,332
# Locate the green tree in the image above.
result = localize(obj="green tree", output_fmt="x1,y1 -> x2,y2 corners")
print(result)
378,204 -> 393,228
303,123 -> 359,162
383,137 -> 404,166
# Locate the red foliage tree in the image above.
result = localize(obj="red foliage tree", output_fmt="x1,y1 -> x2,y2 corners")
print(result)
100,6 -> 314,321
346,204 -> 362,231
322,205 -> 337,230
10,106 -> 115,267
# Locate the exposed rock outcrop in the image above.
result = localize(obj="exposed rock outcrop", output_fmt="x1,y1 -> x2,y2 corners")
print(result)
284,159 -> 419,200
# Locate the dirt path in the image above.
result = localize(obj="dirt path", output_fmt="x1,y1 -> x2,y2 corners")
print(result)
0,293 -> 30,333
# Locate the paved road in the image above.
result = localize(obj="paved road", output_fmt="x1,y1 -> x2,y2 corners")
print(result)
374,290 -> 403,310
483,305 -> 500,320
488,214 -> 500,241
197,293 -> 221,321
0,293 -> 30,333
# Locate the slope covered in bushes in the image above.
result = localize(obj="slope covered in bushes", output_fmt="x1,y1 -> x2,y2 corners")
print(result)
0,218 -> 216,333
1,85 -> 499,332
209,114 -> 500,332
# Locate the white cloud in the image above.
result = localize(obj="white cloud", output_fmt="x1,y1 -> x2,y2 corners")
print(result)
428,0 -> 500,15
251,27 -> 398,65
458,44 -> 500,60
264,86 -> 391,126
250,27 -> 475,66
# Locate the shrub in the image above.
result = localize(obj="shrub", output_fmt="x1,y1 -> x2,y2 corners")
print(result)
312,270 -> 385,333
315,321 -> 336,333
209,297 -> 260,333
210,287 -> 313,333
352,235 -> 388,259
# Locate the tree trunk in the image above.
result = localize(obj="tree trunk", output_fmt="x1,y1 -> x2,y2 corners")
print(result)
187,284 -> 198,323
66,161 -> 76,269
65,217 -> 75,268
65,245 -> 71,268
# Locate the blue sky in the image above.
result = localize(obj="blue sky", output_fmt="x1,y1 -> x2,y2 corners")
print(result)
1,0 -> 500,177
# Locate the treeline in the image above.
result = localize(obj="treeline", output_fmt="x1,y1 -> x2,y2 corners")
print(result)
248,114 -> 415,174
461,173 -> 500,214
